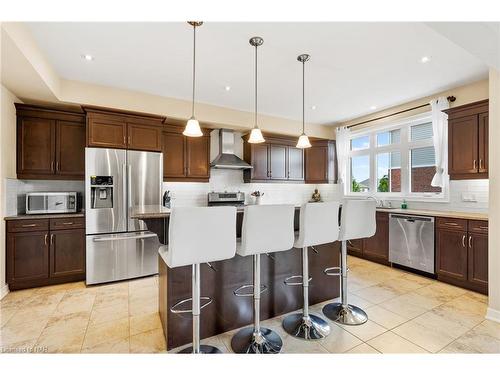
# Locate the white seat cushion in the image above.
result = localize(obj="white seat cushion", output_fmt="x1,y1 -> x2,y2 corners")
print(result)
294,202 -> 340,248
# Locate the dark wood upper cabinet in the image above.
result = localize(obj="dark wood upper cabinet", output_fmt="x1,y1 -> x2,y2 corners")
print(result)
16,104 -> 86,180
162,131 -> 186,179
245,143 -> 269,181
162,124 -> 210,182
288,147 -> 305,181
305,139 -> 337,184
243,133 -> 307,183
478,113 -> 488,174
269,144 -> 287,180
127,122 -> 162,152
186,135 -> 210,179
84,107 -> 164,151
444,99 -> 488,180
56,121 -> 85,178
17,117 -> 55,176
87,113 -> 127,149
362,212 -> 389,261
50,228 -> 86,278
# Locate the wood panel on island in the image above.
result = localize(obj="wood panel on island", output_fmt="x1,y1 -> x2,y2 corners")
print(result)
242,132 -> 337,183
16,104 -> 86,180
444,99 -> 488,180
6,217 -> 86,290
135,208 -> 340,350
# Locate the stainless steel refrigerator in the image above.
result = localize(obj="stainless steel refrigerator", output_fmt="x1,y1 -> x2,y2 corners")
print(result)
85,147 -> 162,285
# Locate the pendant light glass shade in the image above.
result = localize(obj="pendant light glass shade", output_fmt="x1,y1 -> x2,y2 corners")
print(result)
247,36 -> 266,144
184,21 -> 203,137
296,133 -> 312,148
248,127 -> 265,143
183,117 -> 203,137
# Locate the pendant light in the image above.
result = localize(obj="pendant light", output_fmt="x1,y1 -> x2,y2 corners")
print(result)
296,54 -> 312,149
247,37 -> 265,144
183,21 -> 203,137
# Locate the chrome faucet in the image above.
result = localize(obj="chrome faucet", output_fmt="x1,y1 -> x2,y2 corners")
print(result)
366,196 -> 380,207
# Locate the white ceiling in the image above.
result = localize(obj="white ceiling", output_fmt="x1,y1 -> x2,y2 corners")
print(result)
26,22 -> 490,124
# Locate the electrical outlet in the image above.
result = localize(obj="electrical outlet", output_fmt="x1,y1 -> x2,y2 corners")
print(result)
461,193 -> 477,202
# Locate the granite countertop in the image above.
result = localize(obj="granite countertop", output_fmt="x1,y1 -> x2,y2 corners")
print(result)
376,207 -> 488,221
4,212 -> 85,221
131,204 -> 487,221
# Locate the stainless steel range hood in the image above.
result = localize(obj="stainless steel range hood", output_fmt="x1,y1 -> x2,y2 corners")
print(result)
210,129 -> 252,169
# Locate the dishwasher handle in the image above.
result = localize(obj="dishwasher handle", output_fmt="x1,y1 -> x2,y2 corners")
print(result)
390,214 -> 433,222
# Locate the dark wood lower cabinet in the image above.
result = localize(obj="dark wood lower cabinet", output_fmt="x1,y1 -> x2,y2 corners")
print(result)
436,228 -> 468,281
346,212 -> 389,265
7,231 -> 49,284
50,229 -> 86,278
468,232 -> 488,290
436,218 -> 488,294
6,218 -> 86,290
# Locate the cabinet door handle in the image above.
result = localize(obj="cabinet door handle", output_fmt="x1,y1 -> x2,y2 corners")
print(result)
22,224 -> 37,228
462,234 -> 466,248
50,234 -> 54,245
61,222 -> 74,225
128,136 -> 131,144
468,235 -> 472,248
123,135 -> 126,145
479,159 -> 483,170
473,159 -> 477,170
56,161 -> 59,171
44,234 -> 48,245
51,161 -> 55,171
444,222 -> 459,226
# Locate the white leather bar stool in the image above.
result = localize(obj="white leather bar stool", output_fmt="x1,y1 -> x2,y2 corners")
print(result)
322,199 -> 376,325
282,201 -> 340,340
159,206 -> 236,354
231,204 -> 295,354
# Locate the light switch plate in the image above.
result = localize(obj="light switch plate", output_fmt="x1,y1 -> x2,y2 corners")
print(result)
462,193 -> 477,202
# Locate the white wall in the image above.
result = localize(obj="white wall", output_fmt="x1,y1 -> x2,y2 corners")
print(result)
487,68 -> 500,322
0,84 -> 20,298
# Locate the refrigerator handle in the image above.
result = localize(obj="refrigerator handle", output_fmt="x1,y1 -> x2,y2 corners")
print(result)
122,163 -> 128,220
128,164 -> 132,210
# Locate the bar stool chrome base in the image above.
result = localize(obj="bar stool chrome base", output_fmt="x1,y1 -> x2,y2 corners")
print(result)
231,327 -> 283,354
322,303 -> 368,326
178,344 -> 222,354
282,313 -> 330,340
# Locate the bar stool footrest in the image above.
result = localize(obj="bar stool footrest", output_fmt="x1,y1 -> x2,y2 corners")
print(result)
284,275 -> 312,286
170,296 -> 212,314
323,266 -> 344,276
233,284 -> 267,297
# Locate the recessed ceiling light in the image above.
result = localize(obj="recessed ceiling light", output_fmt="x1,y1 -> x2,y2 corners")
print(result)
82,54 -> 94,61
224,85 -> 231,91
311,105 -> 317,110
370,105 -> 377,110
421,56 -> 430,63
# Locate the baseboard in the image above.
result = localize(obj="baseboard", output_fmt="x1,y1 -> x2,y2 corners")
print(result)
486,307 -> 500,323
0,284 -> 10,300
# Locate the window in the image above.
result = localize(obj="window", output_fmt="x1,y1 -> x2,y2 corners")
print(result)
346,113 -> 446,200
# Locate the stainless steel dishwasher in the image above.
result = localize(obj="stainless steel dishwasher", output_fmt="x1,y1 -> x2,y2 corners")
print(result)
389,214 -> 435,274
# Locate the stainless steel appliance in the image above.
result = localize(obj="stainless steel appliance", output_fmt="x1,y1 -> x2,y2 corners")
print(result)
210,129 -> 252,169
389,214 -> 435,274
26,192 -> 78,214
85,148 -> 162,285
207,191 -> 245,206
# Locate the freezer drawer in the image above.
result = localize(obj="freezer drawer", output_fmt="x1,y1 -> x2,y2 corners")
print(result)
389,214 -> 435,274
86,231 -> 160,285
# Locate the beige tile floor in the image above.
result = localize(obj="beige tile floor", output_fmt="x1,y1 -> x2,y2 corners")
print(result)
1,255 -> 499,354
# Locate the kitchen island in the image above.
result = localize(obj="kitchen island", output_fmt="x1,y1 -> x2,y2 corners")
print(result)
131,205 -> 340,350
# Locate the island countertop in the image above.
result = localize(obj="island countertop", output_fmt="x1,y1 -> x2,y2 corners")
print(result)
131,204 -> 488,221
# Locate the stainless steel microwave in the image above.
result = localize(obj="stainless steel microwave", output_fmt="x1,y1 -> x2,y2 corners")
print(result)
25,192 -> 79,214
